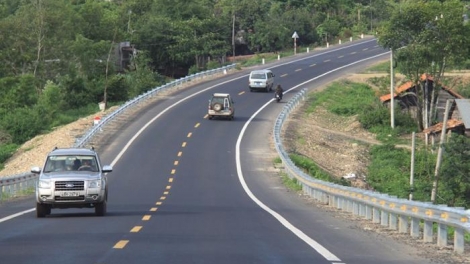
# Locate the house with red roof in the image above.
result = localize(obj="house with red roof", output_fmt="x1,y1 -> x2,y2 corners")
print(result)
379,74 -> 468,137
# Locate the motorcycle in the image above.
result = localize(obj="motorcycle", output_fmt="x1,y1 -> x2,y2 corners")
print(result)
275,92 -> 282,103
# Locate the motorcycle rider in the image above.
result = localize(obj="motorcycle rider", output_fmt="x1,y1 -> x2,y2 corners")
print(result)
274,84 -> 283,100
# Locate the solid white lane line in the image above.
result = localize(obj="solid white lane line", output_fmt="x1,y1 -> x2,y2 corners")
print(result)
0,208 -> 35,223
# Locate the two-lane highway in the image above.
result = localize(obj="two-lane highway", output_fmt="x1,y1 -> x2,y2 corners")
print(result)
0,39 -> 437,264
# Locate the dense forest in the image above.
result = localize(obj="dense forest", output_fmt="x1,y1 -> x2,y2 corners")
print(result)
0,0 -> 393,154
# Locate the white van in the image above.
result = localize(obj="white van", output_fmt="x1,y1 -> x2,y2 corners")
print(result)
248,69 -> 275,92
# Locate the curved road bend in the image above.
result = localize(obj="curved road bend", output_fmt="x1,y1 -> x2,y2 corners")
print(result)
0,39 -> 437,264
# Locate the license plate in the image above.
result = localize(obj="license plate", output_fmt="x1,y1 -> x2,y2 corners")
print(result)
61,191 -> 79,197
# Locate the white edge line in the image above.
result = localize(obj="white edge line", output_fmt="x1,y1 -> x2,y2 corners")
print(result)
0,208 -> 36,223
235,51 -> 389,262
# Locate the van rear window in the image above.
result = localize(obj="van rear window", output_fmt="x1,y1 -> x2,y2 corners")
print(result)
251,73 -> 266,79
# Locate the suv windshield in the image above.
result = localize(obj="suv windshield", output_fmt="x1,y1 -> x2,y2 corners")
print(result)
44,155 -> 98,172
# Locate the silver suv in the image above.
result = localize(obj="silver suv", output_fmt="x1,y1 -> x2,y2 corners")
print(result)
208,93 -> 235,120
31,147 -> 112,217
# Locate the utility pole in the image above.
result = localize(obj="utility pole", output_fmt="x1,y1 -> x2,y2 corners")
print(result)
390,49 -> 395,128
370,0 -> 373,32
431,99 -> 452,203
409,132 -> 415,200
232,13 -> 235,57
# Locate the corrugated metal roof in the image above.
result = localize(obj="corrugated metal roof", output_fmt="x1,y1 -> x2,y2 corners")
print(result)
380,74 -> 464,102
422,119 -> 464,134
455,99 -> 470,128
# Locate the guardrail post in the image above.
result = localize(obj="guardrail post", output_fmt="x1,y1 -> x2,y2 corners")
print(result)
410,217 -> 420,238
347,199 -> 353,213
437,223 -> 447,247
373,208 -> 380,223
453,228 -> 465,253
6,183 -> 12,197
380,211 -> 389,227
329,194 -> 334,206
353,201 -> 359,216
423,220 -> 434,242
365,205 -> 372,220
398,215 -> 408,233
359,203 -> 365,217
321,192 -> 327,204
339,197 -> 344,210
389,213 -> 398,230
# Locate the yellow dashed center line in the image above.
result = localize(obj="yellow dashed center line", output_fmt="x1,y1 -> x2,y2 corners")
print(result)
156,201 -> 163,205
280,74 -> 288,77
166,186 -> 171,190
150,207 -> 158,212
194,123 -> 200,128
113,240 -> 129,249
163,191 -> 169,195
131,226 -> 142,233
182,142 -> 187,147
204,114 -> 208,119
177,151 -> 182,157
171,169 -> 176,174
168,178 -> 174,183
239,91 -> 245,95
187,132 -> 192,138
142,215 -> 151,221
160,196 -> 166,200
174,161 -> 179,166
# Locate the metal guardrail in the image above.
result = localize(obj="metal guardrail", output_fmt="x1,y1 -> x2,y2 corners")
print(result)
0,64 -> 236,201
273,89 -> 470,254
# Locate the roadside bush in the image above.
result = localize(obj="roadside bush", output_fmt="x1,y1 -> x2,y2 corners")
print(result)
359,103 -> 390,129
0,143 -> 18,170
306,81 -> 376,115
0,107 -> 45,144
206,60 -> 221,70
290,153 -> 350,186
367,144 -> 434,201
188,65 -> 199,75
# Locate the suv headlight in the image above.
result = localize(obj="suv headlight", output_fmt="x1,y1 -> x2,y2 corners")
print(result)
88,180 -> 102,189
38,180 -> 51,188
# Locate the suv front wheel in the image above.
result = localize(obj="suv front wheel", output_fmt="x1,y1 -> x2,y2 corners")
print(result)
95,200 -> 107,216
36,203 -> 50,218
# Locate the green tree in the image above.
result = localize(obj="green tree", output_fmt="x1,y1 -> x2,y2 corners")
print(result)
438,134 -> 470,207
0,75 -> 37,111
378,0 -> 470,130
